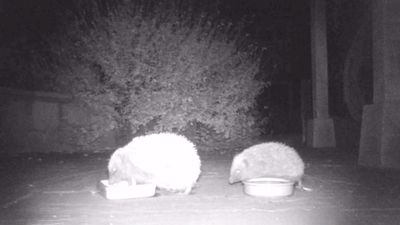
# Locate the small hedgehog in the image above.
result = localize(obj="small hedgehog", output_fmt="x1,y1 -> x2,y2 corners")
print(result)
229,142 -> 304,185
108,132 -> 201,194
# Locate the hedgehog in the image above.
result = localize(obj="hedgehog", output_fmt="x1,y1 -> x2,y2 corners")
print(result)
229,142 -> 305,186
108,132 -> 201,194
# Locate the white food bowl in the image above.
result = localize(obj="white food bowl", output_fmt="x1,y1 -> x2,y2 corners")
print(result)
242,177 -> 295,198
97,180 -> 156,200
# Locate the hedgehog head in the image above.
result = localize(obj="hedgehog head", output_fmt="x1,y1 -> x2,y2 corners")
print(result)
229,154 -> 251,184
107,149 -> 131,185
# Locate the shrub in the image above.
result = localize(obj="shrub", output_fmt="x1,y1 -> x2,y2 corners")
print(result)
45,0 -> 268,146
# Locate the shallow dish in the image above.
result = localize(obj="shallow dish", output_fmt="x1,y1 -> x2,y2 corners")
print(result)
98,180 -> 156,200
242,177 -> 295,198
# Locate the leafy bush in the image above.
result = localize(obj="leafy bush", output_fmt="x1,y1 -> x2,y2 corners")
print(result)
45,0 -> 268,145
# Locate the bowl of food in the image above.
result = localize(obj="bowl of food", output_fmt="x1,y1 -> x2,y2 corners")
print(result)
242,177 -> 295,198
97,180 -> 156,200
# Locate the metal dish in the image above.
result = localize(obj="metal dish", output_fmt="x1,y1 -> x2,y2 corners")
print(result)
242,177 -> 295,197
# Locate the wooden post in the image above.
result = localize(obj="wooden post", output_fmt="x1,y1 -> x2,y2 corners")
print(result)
359,0 -> 400,168
307,0 -> 336,148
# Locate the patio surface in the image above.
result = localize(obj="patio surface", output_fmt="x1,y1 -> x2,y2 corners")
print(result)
1,141 -> 400,225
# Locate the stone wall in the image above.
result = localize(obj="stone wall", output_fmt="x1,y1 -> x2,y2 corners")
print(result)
0,87 -> 119,153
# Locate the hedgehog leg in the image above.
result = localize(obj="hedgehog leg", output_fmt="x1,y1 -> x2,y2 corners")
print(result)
296,179 -> 312,192
128,177 -> 137,186
182,187 -> 192,195
296,179 -> 303,189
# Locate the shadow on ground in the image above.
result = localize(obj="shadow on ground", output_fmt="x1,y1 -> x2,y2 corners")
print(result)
1,138 -> 400,225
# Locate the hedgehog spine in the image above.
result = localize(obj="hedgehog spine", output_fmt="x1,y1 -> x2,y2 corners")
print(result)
108,132 -> 201,194
229,142 -> 304,184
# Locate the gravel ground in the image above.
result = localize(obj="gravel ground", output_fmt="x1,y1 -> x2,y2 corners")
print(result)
1,143 -> 400,225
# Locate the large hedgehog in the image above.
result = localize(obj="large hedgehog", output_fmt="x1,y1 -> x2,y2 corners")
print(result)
229,142 -> 304,185
108,132 -> 201,194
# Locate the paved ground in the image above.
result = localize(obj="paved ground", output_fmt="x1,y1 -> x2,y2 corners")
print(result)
1,142 -> 400,225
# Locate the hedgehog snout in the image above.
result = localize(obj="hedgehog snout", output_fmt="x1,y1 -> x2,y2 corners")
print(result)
229,176 -> 240,184
229,170 -> 241,184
